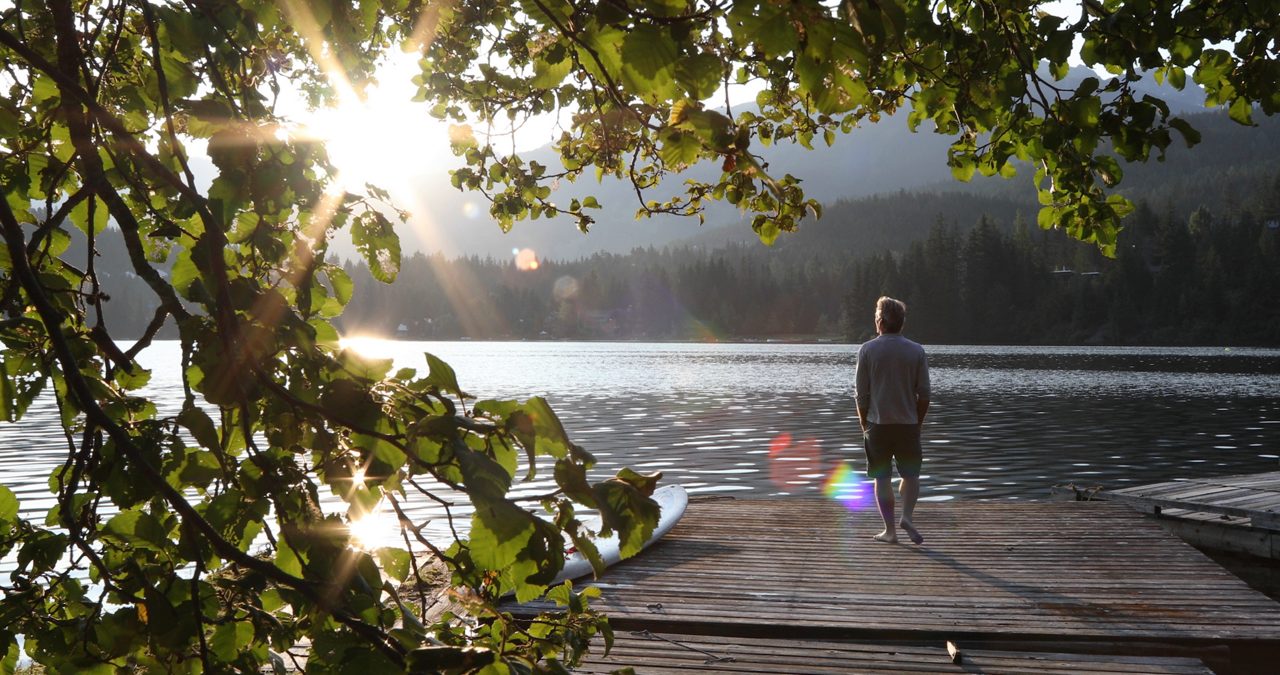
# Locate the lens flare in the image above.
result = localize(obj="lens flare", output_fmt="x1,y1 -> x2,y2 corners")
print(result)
338,334 -> 397,359
824,462 -> 872,511
514,248 -> 540,271
347,506 -> 400,551
553,275 -> 580,301
767,433 -> 825,491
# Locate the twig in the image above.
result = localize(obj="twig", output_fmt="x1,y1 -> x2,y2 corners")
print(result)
630,629 -> 735,664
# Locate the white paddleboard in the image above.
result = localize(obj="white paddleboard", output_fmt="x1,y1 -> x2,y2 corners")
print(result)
551,484 -> 688,586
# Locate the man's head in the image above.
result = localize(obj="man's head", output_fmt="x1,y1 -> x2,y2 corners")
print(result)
875,296 -> 906,334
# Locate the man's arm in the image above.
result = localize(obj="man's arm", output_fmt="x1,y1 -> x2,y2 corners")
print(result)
916,349 -> 930,427
855,344 -> 869,432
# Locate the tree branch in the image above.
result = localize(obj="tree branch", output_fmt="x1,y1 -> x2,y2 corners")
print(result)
0,193 -> 406,668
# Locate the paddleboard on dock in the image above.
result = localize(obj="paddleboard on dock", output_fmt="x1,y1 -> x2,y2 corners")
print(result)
552,484 -> 688,586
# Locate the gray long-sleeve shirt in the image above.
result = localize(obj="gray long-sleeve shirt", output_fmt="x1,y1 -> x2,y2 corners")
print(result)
854,333 -> 930,425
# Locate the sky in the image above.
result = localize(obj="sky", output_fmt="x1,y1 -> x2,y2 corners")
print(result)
285,2 -> 1105,261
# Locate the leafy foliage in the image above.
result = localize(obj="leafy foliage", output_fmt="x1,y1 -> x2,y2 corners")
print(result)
418,0 -> 1279,253
0,1 -> 658,671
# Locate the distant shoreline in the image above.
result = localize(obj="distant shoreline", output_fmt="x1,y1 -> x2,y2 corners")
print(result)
331,335 -> 1280,349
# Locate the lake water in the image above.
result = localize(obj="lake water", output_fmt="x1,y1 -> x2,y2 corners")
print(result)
3,341 -> 1280,540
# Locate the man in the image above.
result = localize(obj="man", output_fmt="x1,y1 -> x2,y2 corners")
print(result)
854,296 -> 930,544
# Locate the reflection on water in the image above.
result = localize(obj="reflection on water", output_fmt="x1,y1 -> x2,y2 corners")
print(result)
2,341 -> 1278,535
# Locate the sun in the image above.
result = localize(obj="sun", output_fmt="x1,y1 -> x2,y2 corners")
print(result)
306,95 -> 445,198
347,504 -> 401,551
298,52 -> 450,201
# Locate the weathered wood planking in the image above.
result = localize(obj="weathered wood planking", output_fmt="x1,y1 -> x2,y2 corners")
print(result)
573,632 -> 1215,674
1101,471 -> 1280,530
509,499 -> 1280,652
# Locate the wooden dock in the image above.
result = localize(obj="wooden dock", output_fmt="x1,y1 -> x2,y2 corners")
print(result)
574,632 -> 1216,674
509,498 -> 1280,673
1060,471 -> 1280,559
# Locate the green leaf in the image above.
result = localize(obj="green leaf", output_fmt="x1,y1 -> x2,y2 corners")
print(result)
456,445 -> 513,499
729,2 -> 796,57
621,25 -> 679,102
753,215 -> 780,246
521,396 -> 574,459
555,458 -> 596,507
274,536 -> 304,577
579,24 -> 626,83
1071,96 -> 1101,128
1037,205 -> 1060,230
532,46 -> 572,89
69,197 -> 109,236
675,53 -> 723,100
43,227 -> 71,257
169,249 -> 205,301
423,352 -> 465,398
1094,155 -> 1122,187
177,407 -> 220,451
31,75 -> 59,104
794,54 -> 824,98
17,531 -> 68,573
1168,118 -> 1201,147
1228,97 -> 1254,126
949,153 -> 976,182
0,485 -> 17,525
658,128 -> 702,169
0,107 -> 18,137
592,478 -> 661,558
177,450 -> 222,487
326,266 -> 354,306
376,547 -> 412,582
211,621 -> 255,662
641,0 -> 687,16
104,510 -> 170,550
338,349 -> 394,383
1,635 -> 18,675
468,498 -> 534,571
351,211 -> 401,283
1106,193 -> 1135,218
565,524 -> 605,578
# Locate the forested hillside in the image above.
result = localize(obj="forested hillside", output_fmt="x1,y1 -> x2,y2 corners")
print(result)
333,188 -> 1280,345
79,110 -> 1280,346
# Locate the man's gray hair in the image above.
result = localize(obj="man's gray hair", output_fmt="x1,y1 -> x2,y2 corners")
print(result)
876,296 -> 907,333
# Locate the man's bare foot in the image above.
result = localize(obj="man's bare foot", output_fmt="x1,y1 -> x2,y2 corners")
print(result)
899,520 -> 924,545
873,530 -> 898,543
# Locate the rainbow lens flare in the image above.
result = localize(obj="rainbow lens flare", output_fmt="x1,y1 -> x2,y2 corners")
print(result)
824,462 -> 871,511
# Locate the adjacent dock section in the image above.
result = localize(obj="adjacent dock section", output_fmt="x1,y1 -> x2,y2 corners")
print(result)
1061,471 -> 1280,559
508,498 -> 1280,673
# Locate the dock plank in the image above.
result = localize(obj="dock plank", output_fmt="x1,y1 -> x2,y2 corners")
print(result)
573,632 -> 1215,674
509,499 -> 1280,650
1104,471 -> 1280,529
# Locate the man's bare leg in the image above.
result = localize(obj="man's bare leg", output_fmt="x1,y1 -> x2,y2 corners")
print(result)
898,476 -> 923,544
872,475 -> 897,543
